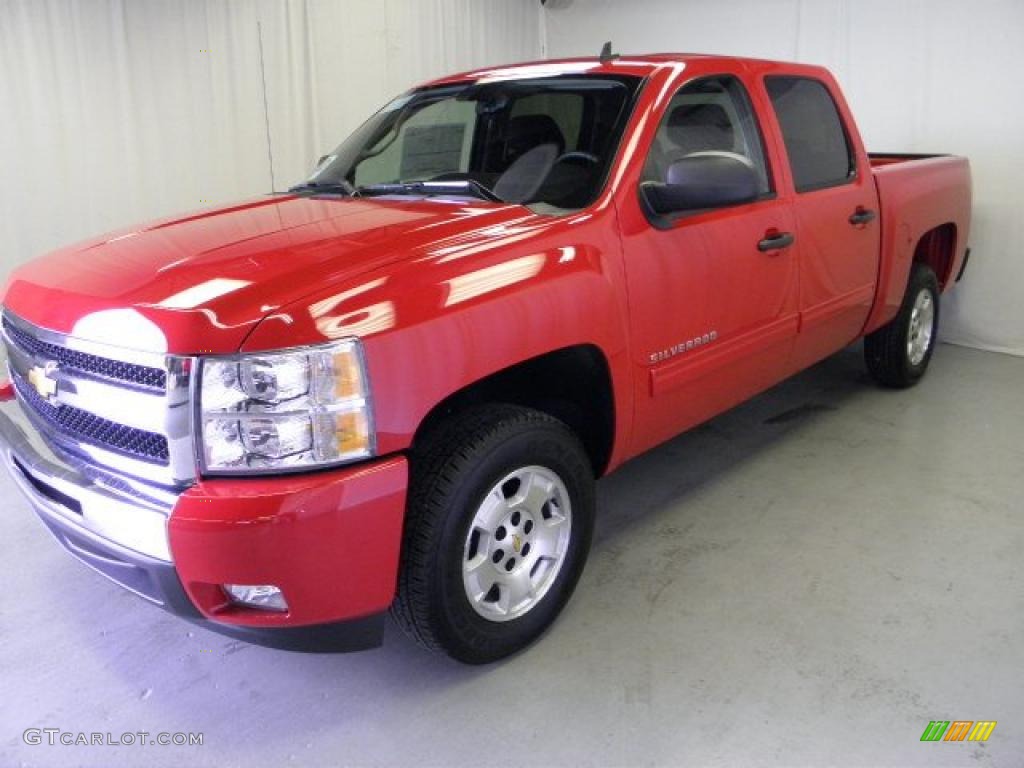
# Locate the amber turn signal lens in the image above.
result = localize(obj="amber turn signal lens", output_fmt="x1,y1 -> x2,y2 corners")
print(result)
332,350 -> 364,400
333,409 -> 369,455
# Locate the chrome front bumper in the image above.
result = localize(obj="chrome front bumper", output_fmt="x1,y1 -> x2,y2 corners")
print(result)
0,396 -> 396,649
0,399 -> 198,611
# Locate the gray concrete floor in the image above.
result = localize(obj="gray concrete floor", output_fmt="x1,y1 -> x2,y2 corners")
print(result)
1,342 -> 1022,768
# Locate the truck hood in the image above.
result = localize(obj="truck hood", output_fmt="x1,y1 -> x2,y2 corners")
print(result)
2,195 -> 535,354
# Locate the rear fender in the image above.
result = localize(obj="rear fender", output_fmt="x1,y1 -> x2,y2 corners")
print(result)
864,157 -> 971,334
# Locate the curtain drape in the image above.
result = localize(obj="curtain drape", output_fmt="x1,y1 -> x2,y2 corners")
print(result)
0,0 -> 543,266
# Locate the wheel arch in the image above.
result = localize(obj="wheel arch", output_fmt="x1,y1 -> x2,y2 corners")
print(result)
865,220 -> 960,335
913,222 -> 958,290
411,344 -> 616,477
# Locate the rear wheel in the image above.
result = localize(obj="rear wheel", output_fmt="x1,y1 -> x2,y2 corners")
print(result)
864,263 -> 940,388
391,405 -> 595,664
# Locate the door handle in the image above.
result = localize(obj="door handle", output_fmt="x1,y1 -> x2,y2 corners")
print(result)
757,231 -> 795,252
849,207 -> 877,226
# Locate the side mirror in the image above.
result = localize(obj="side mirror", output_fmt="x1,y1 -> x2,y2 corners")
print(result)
641,152 -> 759,215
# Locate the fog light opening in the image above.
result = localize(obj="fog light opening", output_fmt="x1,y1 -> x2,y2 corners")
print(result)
223,584 -> 288,612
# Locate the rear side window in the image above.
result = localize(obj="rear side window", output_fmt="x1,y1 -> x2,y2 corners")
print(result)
765,76 -> 854,192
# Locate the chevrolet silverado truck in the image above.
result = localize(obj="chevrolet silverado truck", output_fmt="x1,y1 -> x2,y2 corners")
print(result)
0,54 -> 971,663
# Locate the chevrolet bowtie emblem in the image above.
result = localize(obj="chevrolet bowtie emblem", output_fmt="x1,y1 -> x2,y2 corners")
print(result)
27,361 -> 59,401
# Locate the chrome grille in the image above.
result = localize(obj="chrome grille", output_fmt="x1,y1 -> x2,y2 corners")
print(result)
2,317 -> 167,390
1,311 -> 195,488
11,373 -> 170,464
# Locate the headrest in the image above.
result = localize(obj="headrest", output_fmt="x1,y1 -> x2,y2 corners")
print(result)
665,103 -> 735,154
505,114 -> 566,158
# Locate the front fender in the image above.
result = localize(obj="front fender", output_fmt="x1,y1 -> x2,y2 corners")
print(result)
241,205 -> 634,469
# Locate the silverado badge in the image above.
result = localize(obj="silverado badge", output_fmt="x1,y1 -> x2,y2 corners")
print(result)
27,362 -> 59,402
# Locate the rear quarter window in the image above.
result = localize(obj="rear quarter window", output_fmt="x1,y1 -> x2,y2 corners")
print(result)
765,76 -> 855,192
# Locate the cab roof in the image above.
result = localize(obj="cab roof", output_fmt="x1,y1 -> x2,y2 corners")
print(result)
423,53 -> 798,88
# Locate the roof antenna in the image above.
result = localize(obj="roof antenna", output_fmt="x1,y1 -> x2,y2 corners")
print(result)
599,41 -> 619,64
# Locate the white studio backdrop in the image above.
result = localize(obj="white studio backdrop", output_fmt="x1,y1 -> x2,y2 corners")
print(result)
1,0 -> 1020,356
0,0 -> 543,263
543,0 -> 1024,356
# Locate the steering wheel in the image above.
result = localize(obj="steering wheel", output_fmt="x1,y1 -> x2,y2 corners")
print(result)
554,151 -> 600,167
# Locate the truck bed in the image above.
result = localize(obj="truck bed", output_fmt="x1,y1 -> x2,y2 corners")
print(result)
863,152 -> 972,334
868,152 -> 950,168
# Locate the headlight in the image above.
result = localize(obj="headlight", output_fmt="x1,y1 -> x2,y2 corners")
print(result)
198,339 -> 373,473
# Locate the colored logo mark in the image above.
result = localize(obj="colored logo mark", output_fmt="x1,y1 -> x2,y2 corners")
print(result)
920,721 -> 997,742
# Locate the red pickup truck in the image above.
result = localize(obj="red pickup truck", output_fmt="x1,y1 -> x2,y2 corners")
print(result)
0,54 -> 970,663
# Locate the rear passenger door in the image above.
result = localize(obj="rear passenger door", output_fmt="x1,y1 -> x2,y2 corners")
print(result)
763,75 -> 881,369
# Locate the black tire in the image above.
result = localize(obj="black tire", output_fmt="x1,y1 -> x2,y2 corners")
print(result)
864,263 -> 940,388
391,404 -> 595,664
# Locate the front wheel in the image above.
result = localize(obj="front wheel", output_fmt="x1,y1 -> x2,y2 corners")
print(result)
391,405 -> 595,664
864,263 -> 940,388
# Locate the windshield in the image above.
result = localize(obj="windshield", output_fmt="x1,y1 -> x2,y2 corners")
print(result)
295,74 -> 644,211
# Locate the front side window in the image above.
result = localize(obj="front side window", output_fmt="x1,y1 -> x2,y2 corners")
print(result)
765,76 -> 855,192
300,74 -> 643,211
642,75 -> 772,197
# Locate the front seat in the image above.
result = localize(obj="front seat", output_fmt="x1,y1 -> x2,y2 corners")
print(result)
502,114 -> 566,164
666,103 -> 735,155
494,114 -> 566,203
645,102 -> 736,182
494,144 -> 560,203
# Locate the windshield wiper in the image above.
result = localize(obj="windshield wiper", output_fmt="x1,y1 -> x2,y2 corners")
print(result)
287,180 -> 357,196
355,180 -> 503,203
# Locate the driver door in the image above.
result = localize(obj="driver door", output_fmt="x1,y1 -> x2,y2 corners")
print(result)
621,74 -> 801,454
